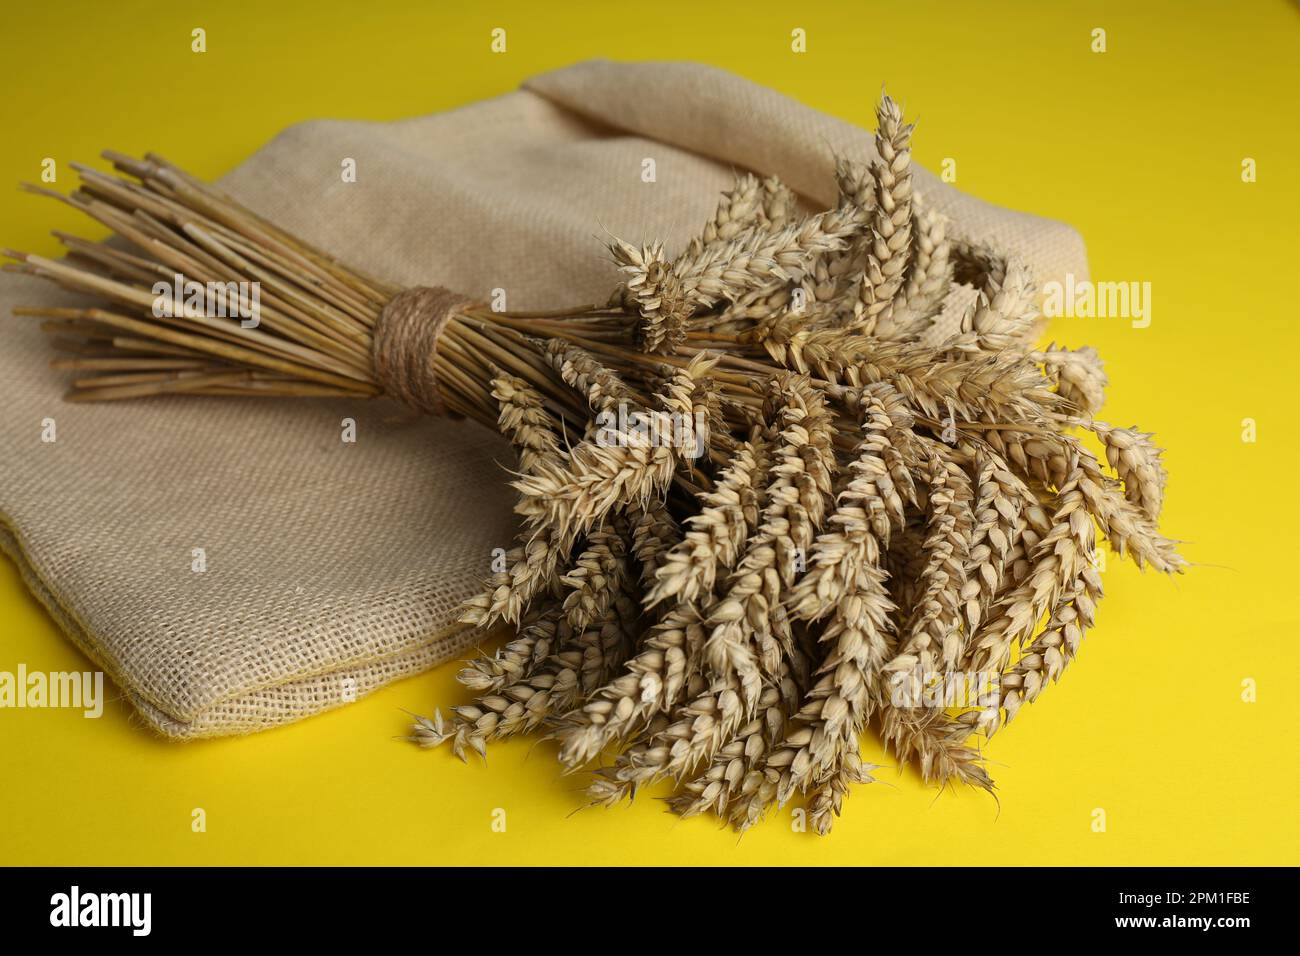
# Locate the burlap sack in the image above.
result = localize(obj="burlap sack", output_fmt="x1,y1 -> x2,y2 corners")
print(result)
0,60 -> 1088,738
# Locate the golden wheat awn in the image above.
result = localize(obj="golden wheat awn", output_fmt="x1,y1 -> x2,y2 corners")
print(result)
3,91 -> 1183,834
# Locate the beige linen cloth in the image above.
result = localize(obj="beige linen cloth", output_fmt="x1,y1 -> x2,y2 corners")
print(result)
0,60 -> 1088,737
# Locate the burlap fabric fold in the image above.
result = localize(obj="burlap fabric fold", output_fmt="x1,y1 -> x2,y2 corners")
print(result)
0,60 -> 1089,737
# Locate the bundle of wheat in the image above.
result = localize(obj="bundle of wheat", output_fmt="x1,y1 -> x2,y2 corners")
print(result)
4,92 -> 1179,834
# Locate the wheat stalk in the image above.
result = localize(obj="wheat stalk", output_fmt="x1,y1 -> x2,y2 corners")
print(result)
4,89 -> 1186,835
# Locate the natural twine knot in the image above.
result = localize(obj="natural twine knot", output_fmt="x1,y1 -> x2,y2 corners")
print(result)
372,285 -> 474,416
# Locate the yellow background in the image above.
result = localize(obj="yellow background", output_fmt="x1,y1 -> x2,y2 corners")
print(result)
1,0 -> 1296,865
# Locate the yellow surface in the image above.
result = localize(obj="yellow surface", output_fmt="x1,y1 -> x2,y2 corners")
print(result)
1,0 -> 1296,866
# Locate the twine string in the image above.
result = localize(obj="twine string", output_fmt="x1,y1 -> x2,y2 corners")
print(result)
371,285 -> 474,416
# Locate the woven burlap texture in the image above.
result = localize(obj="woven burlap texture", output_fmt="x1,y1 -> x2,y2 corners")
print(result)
0,60 -> 1088,738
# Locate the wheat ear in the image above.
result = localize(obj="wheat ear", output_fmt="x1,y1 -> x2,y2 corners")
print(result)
744,389 -> 901,804
857,92 -> 915,334
704,375 -> 836,707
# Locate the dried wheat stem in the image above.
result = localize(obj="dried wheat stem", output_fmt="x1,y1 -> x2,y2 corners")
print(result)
5,92 -> 1187,829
